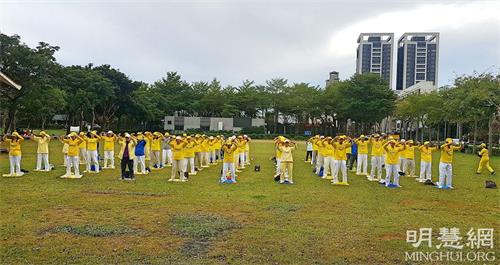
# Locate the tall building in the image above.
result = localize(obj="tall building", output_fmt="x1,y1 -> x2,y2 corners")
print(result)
356,33 -> 394,88
325,71 -> 339,86
396,32 -> 439,90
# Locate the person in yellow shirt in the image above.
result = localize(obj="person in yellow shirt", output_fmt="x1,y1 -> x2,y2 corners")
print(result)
220,139 -> 238,183
183,136 -> 197,175
101,131 -> 117,169
208,136 -> 217,165
310,135 -> 320,166
59,135 -> 69,167
417,141 -> 437,182
2,132 -> 24,176
78,132 -> 87,165
368,134 -> 384,181
321,137 -> 335,179
355,135 -> 369,176
169,136 -> 188,182
32,131 -> 51,171
476,143 -> 495,175
236,136 -> 247,169
315,136 -> 326,175
61,132 -> 84,178
143,131 -> 153,170
216,135 -> 224,162
402,140 -> 418,177
150,132 -> 163,168
117,133 -> 136,180
438,138 -> 462,189
200,135 -> 210,168
84,131 -> 101,173
193,135 -> 203,169
382,138 -> 406,187
332,136 -> 351,185
277,139 -> 296,184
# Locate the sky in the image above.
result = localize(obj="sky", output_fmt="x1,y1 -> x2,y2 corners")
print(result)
1,0 -> 499,89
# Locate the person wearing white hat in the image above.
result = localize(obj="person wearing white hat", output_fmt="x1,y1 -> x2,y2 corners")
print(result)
117,133 -> 136,180
78,132 -> 87,165
183,136 -> 197,175
315,136 -> 326,175
32,131 -> 51,171
61,132 -> 84,178
84,131 -> 101,173
277,139 -> 296,183
355,135 -> 369,176
382,138 -> 406,187
402,140 -> 418,177
169,136 -> 188,181
2,132 -> 25,176
162,132 -> 173,167
244,135 -> 251,166
151,132 -> 163,168
368,134 -> 384,181
102,131 -> 116,169
438,138 -> 462,188
220,139 -> 238,183
417,141 -> 437,182
332,136 -> 351,185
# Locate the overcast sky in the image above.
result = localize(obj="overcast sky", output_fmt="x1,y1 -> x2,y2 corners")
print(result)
1,0 -> 499,88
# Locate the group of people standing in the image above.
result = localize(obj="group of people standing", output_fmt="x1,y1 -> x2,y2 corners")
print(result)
305,133 -> 494,189
1,131 -> 252,183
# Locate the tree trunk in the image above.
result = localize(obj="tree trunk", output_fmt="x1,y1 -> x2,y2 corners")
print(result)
436,124 -> 440,143
472,119 -> 478,154
488,113 -> 494,150
4,104 -> 17,133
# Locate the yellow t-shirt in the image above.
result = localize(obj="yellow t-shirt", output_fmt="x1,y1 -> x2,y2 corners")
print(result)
371,139 -> 384,156
102,136 -> 116,151
479,148 -> 490,160
34,136 -> 50,154
333,142 -> 350,161
440,144 -> 461,163
86,138 -> 99,151
384,144 -> 405,165
279,145 -> 295,162
223,144 -> 238,163
5,138 -> 23,156
184,141 -> 196,158
356,140 -> 369,154
403,145 -> 418,159
170,141 -> 186,160
151,138 -> 162,151
419,146 -> 436,163
323,141 -> 335,157
64,138 -> 82,157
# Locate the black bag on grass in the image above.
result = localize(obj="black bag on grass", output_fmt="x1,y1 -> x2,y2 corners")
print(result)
485,180 -> 497,189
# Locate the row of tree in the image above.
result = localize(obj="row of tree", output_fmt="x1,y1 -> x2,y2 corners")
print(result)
1,33 -> 498,148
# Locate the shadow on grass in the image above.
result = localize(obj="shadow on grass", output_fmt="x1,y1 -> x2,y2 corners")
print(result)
170,213 -> 240,258
44,224 -> 145,237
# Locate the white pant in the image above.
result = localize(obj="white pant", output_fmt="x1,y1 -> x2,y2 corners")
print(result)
221,162 -> 236,181
171,159 -> 185,180
276,158 -> 281,175
201,152 -> 209,166
86,150 -> 99,172
385,164 -> 400,186
311,150 -> 317,165
210,150 -> 216,163
152,150 -> 161,166
103,150 -> 114,168
9,155 -> 21,175
420,161 -> 432,180
403,159 -> 415,176
438,162 -> 453,187
187,157 -> 195,174
245,151 -> 250,164
323,156 -> 335,177
239,153 -> 246,168
162,149 -> 172,165
36,153 -> 50,171
63,154 -> 68,166
333,160 -> 347,183
356,154 -> 368,175
370,156 -> 383,179
79,148 -> 87,163
315,154 -> 324,173
66,156 -> 80,176
134,155 -> 146,174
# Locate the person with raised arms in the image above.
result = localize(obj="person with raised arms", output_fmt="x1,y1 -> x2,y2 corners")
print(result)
169,136 -> 188,182
220,138 -> 238,183
151,132 -> 163,169
332,135 -> 351,185
368,134 -> 384,182
32,131 -> 51,171
244,135 -> 251,166
161,132 -> 173,167
402,140 -> 418,177
321,136 -> 335,180
133,133 -> 147,175
2,131 -> 25,177
117,133 -> 136,180
354,135 -> 369,176
61,132 -> 84,178
183,136 -> 197,176
84,131 -> 101,173
382,137 -> 406,187
78,132 -> 87,165
277,138 -> 296,184
101,131 -> 117,169
437,138 -> 462,189
417,141 -> 437,183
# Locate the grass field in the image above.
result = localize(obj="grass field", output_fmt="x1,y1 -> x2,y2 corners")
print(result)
1,140 -> 499,264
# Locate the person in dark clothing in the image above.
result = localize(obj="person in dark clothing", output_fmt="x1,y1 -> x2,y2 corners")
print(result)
348,140 -> 358,171
118,133 -> 136,180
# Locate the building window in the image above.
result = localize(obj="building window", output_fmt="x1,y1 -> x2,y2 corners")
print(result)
416,73 -> 425,80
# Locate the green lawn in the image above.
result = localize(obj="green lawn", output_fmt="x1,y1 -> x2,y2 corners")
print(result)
1,140 -> 499,264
